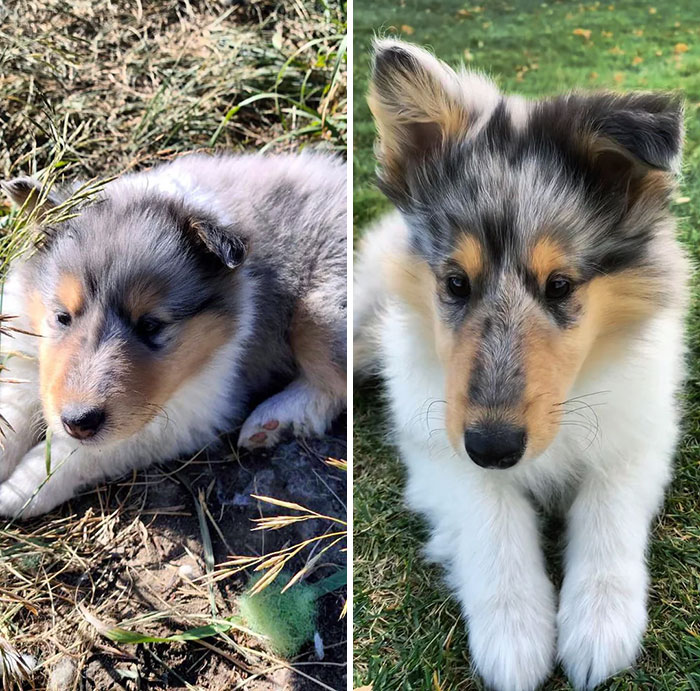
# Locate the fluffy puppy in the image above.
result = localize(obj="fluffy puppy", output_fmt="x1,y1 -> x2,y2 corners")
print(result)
0,152 -> 346,518
355,39 -> 688,690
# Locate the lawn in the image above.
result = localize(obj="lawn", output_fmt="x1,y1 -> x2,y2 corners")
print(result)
0,1 -> 347,689
352,0 -> 700,688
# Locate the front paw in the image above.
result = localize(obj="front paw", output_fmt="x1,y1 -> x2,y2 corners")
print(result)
467,596 -> 556,691
558,572 -> 647,690
0,476 -> 36,518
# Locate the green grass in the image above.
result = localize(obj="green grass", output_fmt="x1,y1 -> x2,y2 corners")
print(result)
353,1 -> 700,688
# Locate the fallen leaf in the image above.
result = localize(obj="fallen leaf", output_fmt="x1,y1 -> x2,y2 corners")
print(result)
613,72 -> 625,84
401,24 -> 414,35
649,6 -> 657,13
674,197 -> 691,204
632,55 -> 643,65
573,28 -> 592,40
590,71 -> 599,80
674,43 -> 689,53
633,28 -> 644,36
609,45 -> 625,55
464,49 -> 474,61
656,49 -> 663,56
602,30 -> 613,38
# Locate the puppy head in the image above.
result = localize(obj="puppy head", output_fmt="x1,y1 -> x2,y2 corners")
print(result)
5,182 -> 247,445
373,39 -> 687,468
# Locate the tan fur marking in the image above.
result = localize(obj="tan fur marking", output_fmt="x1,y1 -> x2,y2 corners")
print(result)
40,310 -> 235,439
529,237 -> 568,285
27,290 -> 45,333
56,274 -> 84,315
368,63 -> 469,188
452,235 -> 483,279
290,305 -> 346,397
444,321 -> 481,451
384,249 -> 457,363
40,332 -> 85,420
124,312 -> 234,427
521,266 -> 662,456
126,284 -> 163,321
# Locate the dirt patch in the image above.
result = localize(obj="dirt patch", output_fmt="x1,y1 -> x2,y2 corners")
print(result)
0,423 -> 346,690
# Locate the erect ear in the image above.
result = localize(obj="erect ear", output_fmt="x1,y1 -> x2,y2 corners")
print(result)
1,176 -> 64,215
187,215 -> 248,270
369,38 -> 500,196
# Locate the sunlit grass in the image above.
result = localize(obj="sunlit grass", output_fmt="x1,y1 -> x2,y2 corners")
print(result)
353,0 -> 700,688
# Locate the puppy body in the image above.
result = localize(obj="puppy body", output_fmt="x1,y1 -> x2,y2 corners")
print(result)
356,40 -> 688,691
0,152 -> 346,517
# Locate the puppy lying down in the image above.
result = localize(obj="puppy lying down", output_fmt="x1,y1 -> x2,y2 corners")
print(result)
0,153 -> 346,518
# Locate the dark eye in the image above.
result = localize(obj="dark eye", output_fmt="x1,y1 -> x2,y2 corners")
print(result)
545,275 -> 572,300
56,312 -> 72,327
446,274 -> 471,300
136,316 -> 166,343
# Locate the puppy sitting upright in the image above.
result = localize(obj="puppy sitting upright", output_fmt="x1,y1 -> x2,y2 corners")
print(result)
355,40 -> 688,690
0,152 -> 346,518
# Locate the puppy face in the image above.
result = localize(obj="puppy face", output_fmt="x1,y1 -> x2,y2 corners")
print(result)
14,189 -> 246,445
373,40 -> 687,468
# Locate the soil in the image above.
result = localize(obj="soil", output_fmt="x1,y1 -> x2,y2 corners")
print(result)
27,422 -> 347,691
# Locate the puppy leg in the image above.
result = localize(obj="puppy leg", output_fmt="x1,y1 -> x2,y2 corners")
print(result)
0,423 -> 177,518
239,295 -> 345,449
558,459 -> 669,690
0,434 -> 94,517
0,355 -> 43,484
448,480 -> 556,691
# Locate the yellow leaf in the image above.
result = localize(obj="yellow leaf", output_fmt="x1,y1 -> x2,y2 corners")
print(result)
649,6 -> 657,13
633,28 -> 644,36
613,72 -> 625,84
573,28 -> 592,40
674,43 -> 689,54
632,55 -> 643,65
609,45 -> 625,55
602,30 -> 613,38
401,24 -> 415,35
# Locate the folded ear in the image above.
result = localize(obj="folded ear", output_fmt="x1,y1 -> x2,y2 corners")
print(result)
1,176 -> 64,215
186,215 -> 248,270
571,92 -> 684,208
584,91 -> 684,173
369,38 -> 499,197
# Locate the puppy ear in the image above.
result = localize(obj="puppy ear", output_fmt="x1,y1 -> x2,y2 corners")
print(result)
585,91 -> 684,174
1,176 -> 64,215
369,38 -> 499,196
187,215 -> 248,269
573,92 -> 684,209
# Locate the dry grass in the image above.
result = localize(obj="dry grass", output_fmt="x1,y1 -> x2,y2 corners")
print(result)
0,1 -> 346,689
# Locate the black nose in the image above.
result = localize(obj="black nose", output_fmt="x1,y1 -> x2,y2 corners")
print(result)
464,425 -> 526,469
61,407 -> 106,440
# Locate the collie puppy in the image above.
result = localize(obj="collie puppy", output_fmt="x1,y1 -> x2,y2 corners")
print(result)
0,152 -> 346,518
355,40 -> 688,690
